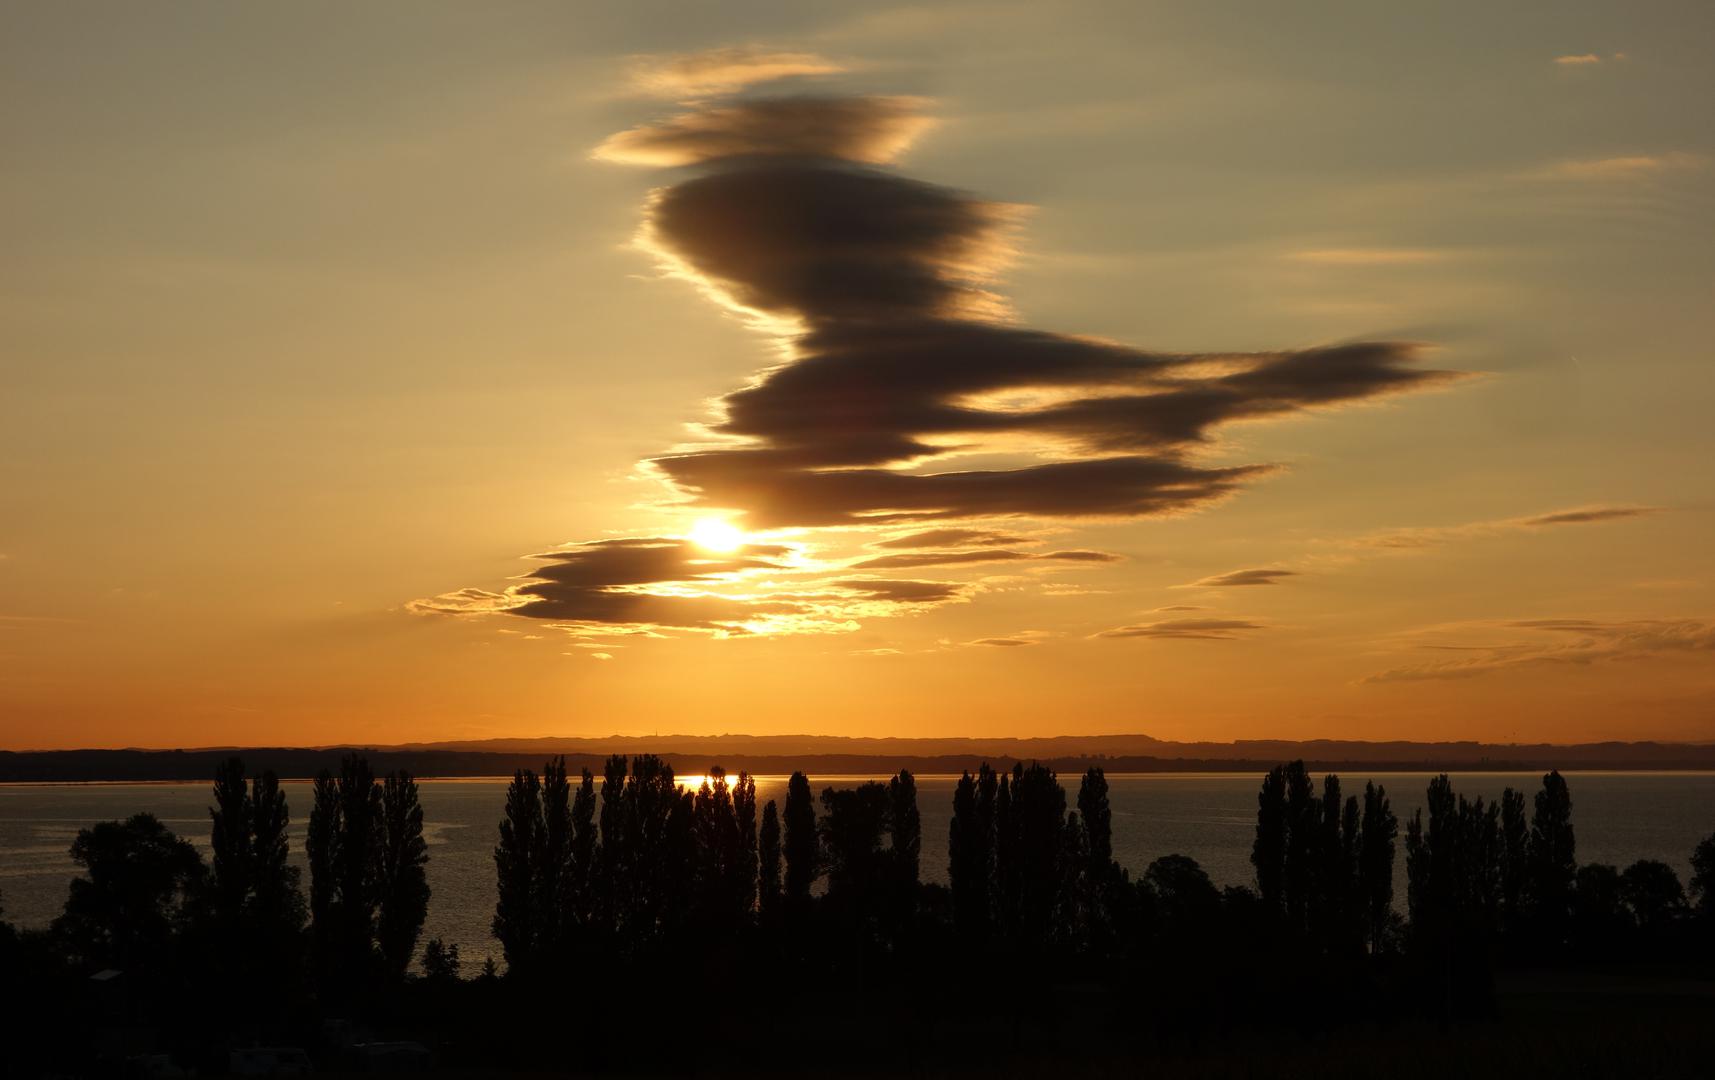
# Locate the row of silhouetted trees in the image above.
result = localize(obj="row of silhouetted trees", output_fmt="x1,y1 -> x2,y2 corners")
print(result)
18,753 -> 430,1011
6,753 -> 1715,1067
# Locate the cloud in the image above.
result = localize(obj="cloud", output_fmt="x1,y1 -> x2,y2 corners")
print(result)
1518,506 -> 1658,527
872,528 -> 1035,549
1286,249 -> 1450,266
410,536 -> 967,636
1365,618 -> 1715,682
595,96 -> 934,166
1356,504 -> 1658,550
419,52 -> 1465,639
603,81 -> 1460,529
1097,618 -> 1267,640
967,636 -> 1038,647
1537,153 -> 1703,180
850,547 -> 1117,570
629,47 -> 846,98
1554,54 -> 1604,65
1186,567 -> 1298,587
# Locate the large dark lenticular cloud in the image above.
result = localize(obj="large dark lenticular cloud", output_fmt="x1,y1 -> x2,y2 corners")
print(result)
602,93 -> 1461,529
414,64 -> 1462,636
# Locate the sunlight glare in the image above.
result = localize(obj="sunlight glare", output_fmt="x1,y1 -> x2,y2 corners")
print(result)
688,517 -> 746,553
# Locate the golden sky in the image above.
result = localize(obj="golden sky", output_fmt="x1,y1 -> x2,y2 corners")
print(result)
3,3 -> 1712,748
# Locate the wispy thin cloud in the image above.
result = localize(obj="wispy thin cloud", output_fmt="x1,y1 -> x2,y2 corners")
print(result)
1537,153 -> 1703,180
1184,568 -> 1297,588
1365,617 -> 1715,682
1286,248 -> 1450,266
629,47 -> 846,99
1355,504 -> 1659,550
1096,618 -> 1266,641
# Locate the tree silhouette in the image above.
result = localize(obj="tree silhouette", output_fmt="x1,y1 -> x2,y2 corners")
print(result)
1527,770 -> 1576,951
995,762 -> 1068,951
1360,782 -> 1397,955
55,813 -> 206,971
569,766 -> 598,931
758,799 -> 782,925
376,770 -> 430,980
692,767 -> 748,933
209,756 -> 252,942
1253,764 -> 1287,916
819,781 -> 890,930
1497,787 -> 1528,944
1690,830 -> 1715,922
1283,761 -> 1318,937
782,770 -> 819,920
1572,863 -> 1628,958
1620,859 -> 1687,940
948,767 -> 993,944
422,937 -> 461,983
307,769 -> 339,971
537,758 -> 575,963
493,767 -> 542,976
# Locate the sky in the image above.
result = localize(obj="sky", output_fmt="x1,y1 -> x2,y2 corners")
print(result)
3,1 -> 1712,749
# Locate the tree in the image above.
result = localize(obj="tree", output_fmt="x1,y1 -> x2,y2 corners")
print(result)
569,767 -> 598,931
55,813 -> 206,971
1619,859 -> 1687,937
819,781 -> 890,923
995,763 -> 1068,950
949,766 -> 996,943
1145,854 -> 1221,929
1253,765 -> 1287,914
1359,782 -> 1397,954
1283,761 -> 1318,936
422,938 -> 461,983
376,771 -> 430,980
537,758 -> 575,961
1572,863 -> 1628,957
209,756 -> 252,939
1527,770 -> 1576,949
493,768 -> 542,976
782,770 -> 819,918
1497,787 -> 1528,940
758,799 -> 782,924
733,771 -> 759,918
307,770 -> 339,946
249,769 -> 304,942
1690,830 -> 1715,921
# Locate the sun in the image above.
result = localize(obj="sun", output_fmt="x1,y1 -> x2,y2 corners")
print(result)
687,517 -> 746,554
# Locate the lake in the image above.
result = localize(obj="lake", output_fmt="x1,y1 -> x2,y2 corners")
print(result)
4,771 -> 1711,967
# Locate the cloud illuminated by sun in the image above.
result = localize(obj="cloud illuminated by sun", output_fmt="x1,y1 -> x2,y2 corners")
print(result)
687,517 -> 746,553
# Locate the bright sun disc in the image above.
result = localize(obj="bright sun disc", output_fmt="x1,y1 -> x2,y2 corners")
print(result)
688,517 -> 745,553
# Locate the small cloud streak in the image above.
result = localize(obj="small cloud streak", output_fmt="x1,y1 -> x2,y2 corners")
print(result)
1554,54 -> 1604,65
1097,618 -> 1266,641
1286,249 -> 1450,266
872,528 -> 1036,549
629,46 -> 846,98
1356,504 -> 1658,550
1366,618 -> 1715,682
1186,567 -> 1298,587
1538,153 -> 1702,180
850,548 -> 1118,571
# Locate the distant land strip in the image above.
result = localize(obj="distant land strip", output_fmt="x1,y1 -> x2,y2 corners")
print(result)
4,737 -> 1715,783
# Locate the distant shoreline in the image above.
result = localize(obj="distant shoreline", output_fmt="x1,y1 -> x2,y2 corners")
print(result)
6,767 -> 1715,787
6,737 -> 1715,783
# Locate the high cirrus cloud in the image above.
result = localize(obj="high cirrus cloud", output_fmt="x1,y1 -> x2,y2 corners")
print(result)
415,51 -> 1463,639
